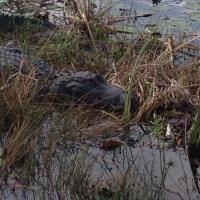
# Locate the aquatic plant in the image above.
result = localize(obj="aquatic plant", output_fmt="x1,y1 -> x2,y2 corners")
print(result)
190,107 -> 200,147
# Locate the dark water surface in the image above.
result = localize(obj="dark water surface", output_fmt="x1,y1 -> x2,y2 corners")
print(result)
1,0 -> 199,33
109,0 -> 200,34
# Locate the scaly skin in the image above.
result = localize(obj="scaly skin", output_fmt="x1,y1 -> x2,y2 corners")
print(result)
0,46 -> 139,112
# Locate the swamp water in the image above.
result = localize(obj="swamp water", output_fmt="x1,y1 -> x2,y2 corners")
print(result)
114,0 -> 200,33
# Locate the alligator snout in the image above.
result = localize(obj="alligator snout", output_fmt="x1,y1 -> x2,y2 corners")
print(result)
97,83 -> 139,112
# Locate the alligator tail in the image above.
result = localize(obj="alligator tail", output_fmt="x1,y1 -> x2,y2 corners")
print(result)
0,46 -> 55,78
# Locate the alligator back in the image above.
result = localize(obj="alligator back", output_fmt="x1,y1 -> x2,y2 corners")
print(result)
0,46 -> 55,78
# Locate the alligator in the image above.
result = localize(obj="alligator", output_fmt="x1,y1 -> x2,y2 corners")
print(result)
0,46 -> 139,112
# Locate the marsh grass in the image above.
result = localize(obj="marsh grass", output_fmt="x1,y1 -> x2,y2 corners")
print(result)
0,69 -> 49,171
0,0 -> 199,199
151,113 -> 164,138
190,107 -> 200,147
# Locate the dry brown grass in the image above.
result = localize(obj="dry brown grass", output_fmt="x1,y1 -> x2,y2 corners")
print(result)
0,70 -> 37,110
0,68 -> 48,171
2,119 -> 36,170
107,34 -> 200,124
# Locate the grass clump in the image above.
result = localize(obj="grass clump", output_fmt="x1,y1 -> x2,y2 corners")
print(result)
151,113 -> 165,138
0,64 -> 53,174
190,107 -> 200,148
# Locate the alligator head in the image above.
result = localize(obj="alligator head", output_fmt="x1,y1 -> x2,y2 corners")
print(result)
49,71 -> 139,112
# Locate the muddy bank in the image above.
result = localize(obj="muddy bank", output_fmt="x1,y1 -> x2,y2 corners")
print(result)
0,114 -> 199,200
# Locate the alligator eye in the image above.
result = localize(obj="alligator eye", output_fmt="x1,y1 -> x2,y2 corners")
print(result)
87,79 -> 94,84
95,74 -> 105,83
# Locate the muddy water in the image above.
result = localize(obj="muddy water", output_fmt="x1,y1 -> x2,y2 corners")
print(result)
1,0 -> 199,33
110,0 -> 200,33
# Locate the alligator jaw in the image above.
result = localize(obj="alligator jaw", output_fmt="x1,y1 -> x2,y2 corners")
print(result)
93,84 -> 139,112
